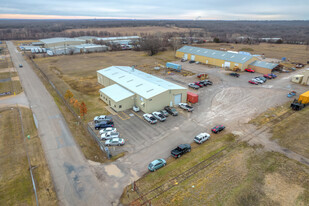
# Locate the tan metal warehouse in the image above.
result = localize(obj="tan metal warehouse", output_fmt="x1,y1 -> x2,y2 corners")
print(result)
39,37 -> 86,48
97,66 -> 187,113
249,60 -> 279,75
176,46 -> 258,71
301,68 -> 309,85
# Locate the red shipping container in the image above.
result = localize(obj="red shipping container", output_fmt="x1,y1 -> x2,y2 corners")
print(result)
187,91 -> 198,103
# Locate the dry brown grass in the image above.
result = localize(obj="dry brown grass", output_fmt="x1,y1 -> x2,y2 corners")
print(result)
121,142 -> 309,206
0,107 -> 57,205
195,43 -> 309,64
65,26 -> 202,35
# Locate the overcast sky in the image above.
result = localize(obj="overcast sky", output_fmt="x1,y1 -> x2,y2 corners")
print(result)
0,0 -> 308,20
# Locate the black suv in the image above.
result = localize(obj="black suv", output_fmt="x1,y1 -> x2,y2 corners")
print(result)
95,121 -> 114,130
200,80 -> 213,85
164,106 -> 178,116
171,144 -> 191,158
211,125 -> 225,133
229,73 -> 240,77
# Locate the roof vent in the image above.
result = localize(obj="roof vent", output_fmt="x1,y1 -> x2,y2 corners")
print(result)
119,75 -> 125,78
127,79 -> 133,83
147,89 -> 154,92
136,84 -> 143,87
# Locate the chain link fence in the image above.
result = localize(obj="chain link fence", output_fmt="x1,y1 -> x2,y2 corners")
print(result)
28,55 -> 111,158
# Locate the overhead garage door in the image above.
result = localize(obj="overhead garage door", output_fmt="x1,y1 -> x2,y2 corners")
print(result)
191,55 -> 195,61
174,94 -> 182,105
183,54 -> 188,60
224,61 -> 231,68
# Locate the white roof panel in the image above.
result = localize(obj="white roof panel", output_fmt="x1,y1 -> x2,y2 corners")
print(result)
97,66 -> 185,99
100,84 -> 134,102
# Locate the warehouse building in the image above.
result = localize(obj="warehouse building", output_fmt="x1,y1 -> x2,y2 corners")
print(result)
176,46 -> 258,71
249,60 -> 279,74
39,37 -> 86,48
97,66 -> 187,113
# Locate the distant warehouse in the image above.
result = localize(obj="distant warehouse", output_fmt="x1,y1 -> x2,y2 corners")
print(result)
97,66 -> 187,113
39,37 -> 86,48
249,60 -> 280,74
176,46 -> 259,71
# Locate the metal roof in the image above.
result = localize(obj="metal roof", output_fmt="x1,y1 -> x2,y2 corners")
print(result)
40,37 -> 86,44
74,44 -> 107,49
99,84 -> 134,102
249,60 -> 278,70
97,66 -> 185,99
96,36 -> 140,41
177,46 -> 255,64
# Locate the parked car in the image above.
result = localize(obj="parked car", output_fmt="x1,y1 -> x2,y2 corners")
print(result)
152,111 -> 166,122
211,125 -> 225,133
181,58 -> 187,62
143,113 -> 157,124
105,138 -> 125,146
195,61 -> 200,64
94,115 -> 113,123
148,159 -> 166,172
263,74 -> 273,79
99,127 -> 117,135
248,80 -> 259,85
229,72 -> 240,77
95,121 -> 114,130
189,60 -> 195,63
194,82 -> 203,87
197,73 -> 207,78
201,80 -> 213,85
101,132 -> 119,140
268,73 -> 277,78
133,106 -> 140,112
188,83 -> 200,90
179,103 -> 194,112
252,78 -> 263,84
194,133 -> 210,144
255,76 -> 267,82
245,68 -> 255,73
160,109 -> 169,117
171,144 -> 191,158
19,64 -> 23,68
164,106 -> 178,116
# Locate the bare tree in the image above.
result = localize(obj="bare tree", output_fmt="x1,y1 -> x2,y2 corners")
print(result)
140,35 -> 163,56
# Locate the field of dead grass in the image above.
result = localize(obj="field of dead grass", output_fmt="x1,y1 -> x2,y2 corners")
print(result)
0,107 -> 57,205
121,135 -> 309,206
65,26 -> 202,36
195,43 -> 309,64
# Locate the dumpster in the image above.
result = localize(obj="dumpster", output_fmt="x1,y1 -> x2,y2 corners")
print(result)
187,91 -> 198,103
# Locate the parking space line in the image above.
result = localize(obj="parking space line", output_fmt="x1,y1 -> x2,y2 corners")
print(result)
121,111 -> 131,119
116,112 -> 130,121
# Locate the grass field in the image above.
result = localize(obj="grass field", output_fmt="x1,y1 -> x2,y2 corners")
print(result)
65,26 -> 202,36
121,133 -> 309,205
250,103 -> 309,159
196,43 -> 309,64
33,50 -> 178,122
0,107 -> 57,205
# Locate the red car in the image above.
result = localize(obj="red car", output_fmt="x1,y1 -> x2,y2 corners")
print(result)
248,80 -> 258,85
245,68 -> 255,73
197,73 -> 207,78
194,82 -> 203,87
263,74 -> 272,79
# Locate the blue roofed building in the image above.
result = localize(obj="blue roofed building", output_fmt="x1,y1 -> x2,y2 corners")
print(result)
176,46 -> 259,71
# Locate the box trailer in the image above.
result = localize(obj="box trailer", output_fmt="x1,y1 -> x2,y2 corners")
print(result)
166,62 -> 181,72
187,91 -> 198,103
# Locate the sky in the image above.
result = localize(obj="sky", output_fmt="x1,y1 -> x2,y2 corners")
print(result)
0,0 -> 308,20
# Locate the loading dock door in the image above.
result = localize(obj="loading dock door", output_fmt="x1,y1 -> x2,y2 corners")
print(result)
174,94 -> 182,105
183,54 -> 188,60
191,55 -> 195,61
224,61 -> 231,68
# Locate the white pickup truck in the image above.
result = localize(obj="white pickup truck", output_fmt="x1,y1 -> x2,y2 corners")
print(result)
101,132 -> 119,140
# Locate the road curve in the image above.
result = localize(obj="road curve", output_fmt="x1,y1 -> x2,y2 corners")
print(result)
6,42 -> 110,205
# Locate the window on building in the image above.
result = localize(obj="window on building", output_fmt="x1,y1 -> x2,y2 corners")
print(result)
114,105 -> 116,108
119,105 -> 122,108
